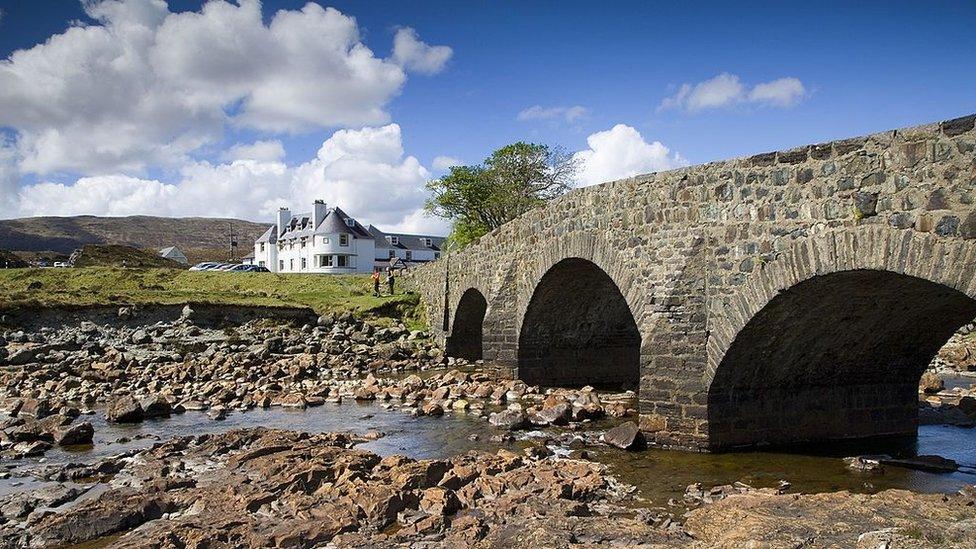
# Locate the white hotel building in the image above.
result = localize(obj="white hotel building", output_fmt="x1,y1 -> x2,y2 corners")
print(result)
252,200 -> 445,274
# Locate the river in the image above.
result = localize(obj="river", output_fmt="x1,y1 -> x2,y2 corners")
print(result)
3,397 -> 974,510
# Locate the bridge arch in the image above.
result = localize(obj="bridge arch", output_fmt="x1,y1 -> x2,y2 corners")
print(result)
445,287 -> 488,361
705,228 -> 976,449
517,257 -> 642,389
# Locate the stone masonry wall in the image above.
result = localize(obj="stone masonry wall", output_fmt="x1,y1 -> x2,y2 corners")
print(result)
407,113 -> 976,450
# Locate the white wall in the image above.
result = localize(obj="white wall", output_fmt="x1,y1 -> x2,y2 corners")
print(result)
271,232 -> 373,274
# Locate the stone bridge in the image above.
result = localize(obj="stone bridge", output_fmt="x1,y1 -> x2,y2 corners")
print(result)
408,114 -> 976,451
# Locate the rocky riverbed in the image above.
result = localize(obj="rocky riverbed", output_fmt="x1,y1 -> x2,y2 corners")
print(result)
2,308 -> 976,547
2,427 -> 975,548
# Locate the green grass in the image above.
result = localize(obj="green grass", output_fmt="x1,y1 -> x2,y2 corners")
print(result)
0,267 -> 423,326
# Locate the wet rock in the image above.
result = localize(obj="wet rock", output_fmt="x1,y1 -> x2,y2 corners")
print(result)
919,371 -> 944,393
488,408 -> 528,430
18,398 -> 51,419
140,395 -> 172,419
603,421 -> 645,450
208,406 -> 228,421
538,402 -> 572,426
55,421 -> 94,446
421,402 -> 444,417
880,455 -> 958,473
843,455 -> 885,473
106,396 -> 144,423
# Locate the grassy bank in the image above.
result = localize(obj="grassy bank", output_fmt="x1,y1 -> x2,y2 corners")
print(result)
0,267 -> 422,325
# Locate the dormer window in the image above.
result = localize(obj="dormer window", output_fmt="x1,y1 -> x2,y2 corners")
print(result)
421,237 -> 432,247
388,235 -> 399,246
346,218 -> 355,227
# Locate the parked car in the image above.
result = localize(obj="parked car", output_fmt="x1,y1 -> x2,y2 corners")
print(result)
250,266 -> 271,272
189,262 -> 219,271
227,264 -> 253,272
53,262 -> 69,268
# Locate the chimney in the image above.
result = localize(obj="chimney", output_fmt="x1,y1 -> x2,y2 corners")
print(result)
277,207 -> 291,237
312,199 -> 327,229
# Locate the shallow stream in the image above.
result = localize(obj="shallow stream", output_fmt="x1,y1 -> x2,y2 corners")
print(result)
3,398 -> 975,508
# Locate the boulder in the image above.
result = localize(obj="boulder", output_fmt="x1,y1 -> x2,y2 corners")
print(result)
488,408 -> 528,430
18,398 -> 51,419
208,406 -> 228,421
538,402 -> 572,426
603,421 -> 645,450
141,395 -> 172,419
106,396 -> 144,423
919,371 -> 944,394
56,421 -> 94,446
421,402 -> 444,417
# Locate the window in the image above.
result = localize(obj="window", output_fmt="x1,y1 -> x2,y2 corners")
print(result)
259,243 -> 265,252
388,249 -> 396,259
336,255 -> 348,267
405,250 -> 412,261
278,260 -> 284,270
318,255 -> 333,267
346,218 -> 355,227
259,261 -> 266,267
434,252 -> 440,260
321,237 -> 329,244
300,238 -> 306,248
339,234 -> 349,246
301,258 -> 306,270
421,238 -> 432,247
388,235 -> 399,245
289,259 -> 294,270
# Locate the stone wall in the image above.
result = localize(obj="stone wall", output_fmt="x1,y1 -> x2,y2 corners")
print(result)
407,113 -> 976,450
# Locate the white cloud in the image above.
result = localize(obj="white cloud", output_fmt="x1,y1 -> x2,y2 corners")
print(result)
573,124 -> 687,187
748,77 -> 806,107
0,0 -> 449,175
658,73 -> 807,113
516,105 -> 589,123
391,27 -> 452,75
432,155 -> 464,172
0,140 -> 19,218
13,124 -> 441,233
220,140 -> 286,163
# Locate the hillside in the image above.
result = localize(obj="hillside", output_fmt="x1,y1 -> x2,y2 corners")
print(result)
71,245 -> 185,269
0,215 -> 270,260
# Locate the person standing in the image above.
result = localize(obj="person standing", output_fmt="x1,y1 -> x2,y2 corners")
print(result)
372,270 -> 381,296
386,268 -> 395,295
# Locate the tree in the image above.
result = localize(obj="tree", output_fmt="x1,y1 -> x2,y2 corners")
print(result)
425,142 -> 577,248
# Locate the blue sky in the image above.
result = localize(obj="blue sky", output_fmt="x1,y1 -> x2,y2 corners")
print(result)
0,0 -> 973,228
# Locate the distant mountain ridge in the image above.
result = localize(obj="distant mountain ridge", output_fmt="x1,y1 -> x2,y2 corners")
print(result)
0,215 -> 270,255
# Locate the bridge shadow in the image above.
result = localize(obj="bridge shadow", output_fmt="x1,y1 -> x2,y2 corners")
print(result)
516,257 -> 640,391
445,288 -> 487,361
707,269 -> 976,451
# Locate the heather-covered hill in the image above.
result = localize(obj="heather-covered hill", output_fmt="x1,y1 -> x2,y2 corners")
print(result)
0,215 -> 269,257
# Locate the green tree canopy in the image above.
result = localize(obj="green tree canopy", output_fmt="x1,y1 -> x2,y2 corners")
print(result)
425,142 -> 577,249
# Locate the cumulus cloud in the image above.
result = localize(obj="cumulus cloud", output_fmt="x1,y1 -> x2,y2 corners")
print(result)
391,27 -> 452,75
432,155 -> 464,172
573,124 -> 687,187
516,105 -> 589,123
748,77 -> 806,107
14,124 -> 442,232
0,0 -> 449,175
658,73 -> 807,113
220,140 -> 286,163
